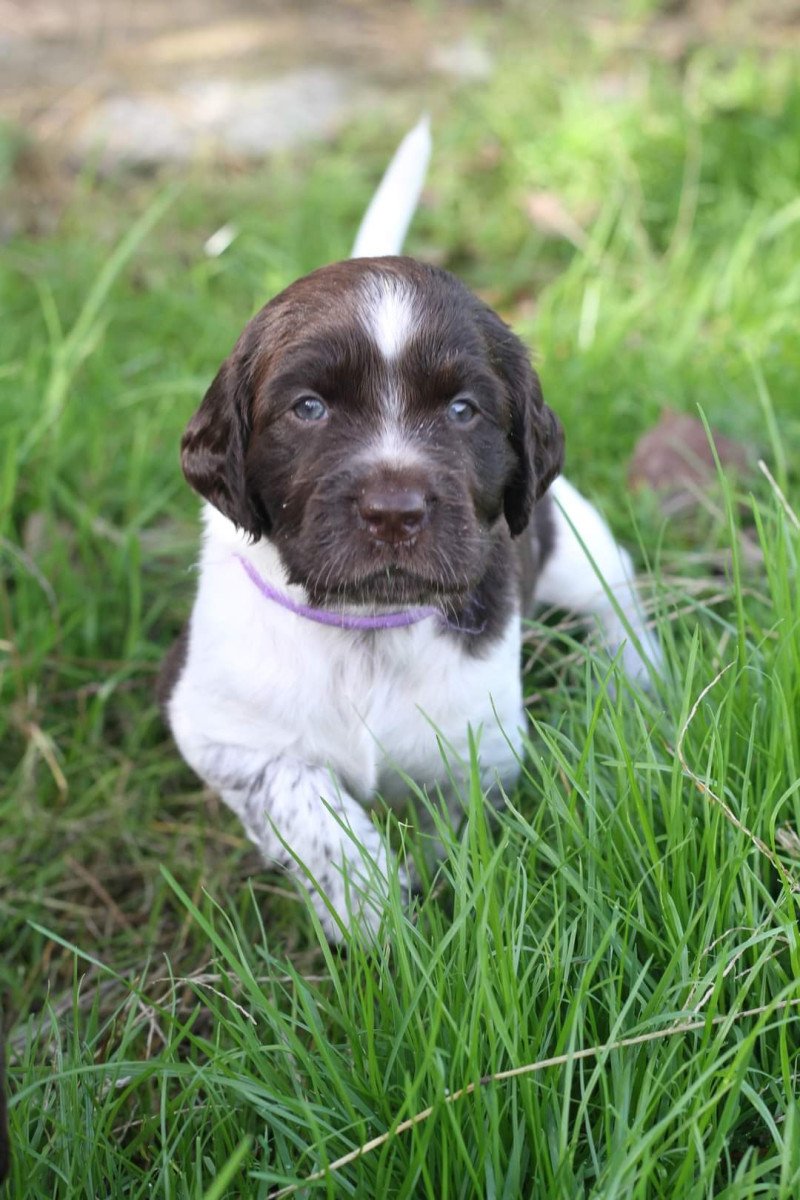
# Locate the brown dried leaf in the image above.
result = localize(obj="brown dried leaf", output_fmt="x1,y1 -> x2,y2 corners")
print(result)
628,409 -> 752,509
523,191 -> 588,249
628,410 -> 763,567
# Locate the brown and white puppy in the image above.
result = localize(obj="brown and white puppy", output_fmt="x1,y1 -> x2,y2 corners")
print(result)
182,256 -> 562,637
161,122 -> 660,940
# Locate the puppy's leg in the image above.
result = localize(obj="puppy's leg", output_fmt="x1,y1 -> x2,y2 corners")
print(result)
195,745 -> 401,941
535,476 -> 662,685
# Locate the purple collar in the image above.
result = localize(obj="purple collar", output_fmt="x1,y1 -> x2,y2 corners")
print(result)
235,554 -> 483,634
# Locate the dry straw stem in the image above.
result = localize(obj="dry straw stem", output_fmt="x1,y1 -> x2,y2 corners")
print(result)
675,663 -> 800,895
22,720 -> 68,798
271,997 -> 800,1198
758,460 -> 800,532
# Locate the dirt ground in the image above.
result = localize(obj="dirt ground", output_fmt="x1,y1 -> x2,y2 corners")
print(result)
0,0 -> 491,167
3,0 -> 799,171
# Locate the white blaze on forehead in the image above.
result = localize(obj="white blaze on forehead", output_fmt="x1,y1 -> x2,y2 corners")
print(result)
360,274 -> 420,361
356,273 -> 427,468
370,418 -> 428,470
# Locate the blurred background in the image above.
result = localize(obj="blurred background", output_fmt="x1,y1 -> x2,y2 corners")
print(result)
3,0 -> 800,226
3,8 -> 800,1193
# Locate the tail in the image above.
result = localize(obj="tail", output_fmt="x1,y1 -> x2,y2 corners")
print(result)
351,115 -> 432,259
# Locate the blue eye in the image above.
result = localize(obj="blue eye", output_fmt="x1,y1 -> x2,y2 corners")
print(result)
447,397 -> 478,425
292,395 -> 328,422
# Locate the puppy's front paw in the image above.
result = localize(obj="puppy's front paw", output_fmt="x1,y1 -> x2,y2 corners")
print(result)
613,623 -> 663,691
307,840 -> 410,943
192,750 -> 413,944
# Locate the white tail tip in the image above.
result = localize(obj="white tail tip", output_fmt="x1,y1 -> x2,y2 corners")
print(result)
351,115 -> 432,259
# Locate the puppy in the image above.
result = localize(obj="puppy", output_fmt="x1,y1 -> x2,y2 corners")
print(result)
160,120 -> 660,939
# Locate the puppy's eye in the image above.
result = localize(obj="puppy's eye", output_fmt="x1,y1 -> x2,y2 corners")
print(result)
292,395 -> 328,422
447,396 -> 479,425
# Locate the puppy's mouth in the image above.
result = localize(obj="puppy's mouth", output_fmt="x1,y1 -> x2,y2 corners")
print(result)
278,483 -> 487,611
307,564 -> 467,610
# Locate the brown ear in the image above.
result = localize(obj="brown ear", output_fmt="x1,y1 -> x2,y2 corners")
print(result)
479,309 -> 565,536
504,369 -> 564,536
180,354 -> 266,538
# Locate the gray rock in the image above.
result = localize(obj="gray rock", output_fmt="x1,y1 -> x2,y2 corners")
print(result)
430,36 -> 492,81
74,66 -> 360,167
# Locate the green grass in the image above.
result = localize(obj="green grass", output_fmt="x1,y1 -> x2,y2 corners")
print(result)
2,14 -> 800,1198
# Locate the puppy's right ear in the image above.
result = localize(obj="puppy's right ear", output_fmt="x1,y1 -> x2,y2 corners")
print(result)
181,356 -> 265,538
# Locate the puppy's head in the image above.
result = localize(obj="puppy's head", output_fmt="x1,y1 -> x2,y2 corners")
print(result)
182,257 -> 563,607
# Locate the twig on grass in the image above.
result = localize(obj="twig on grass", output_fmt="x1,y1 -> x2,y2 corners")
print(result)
759,460 -> 800,532
270,997 -> 800,1198
681,928 -> 789,1020
21,720 -> 68,798
65,856 -> 142,943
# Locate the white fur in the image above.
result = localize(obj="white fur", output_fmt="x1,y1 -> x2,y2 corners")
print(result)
361,275 -> 420,363
169,506 -> 525,940
351,115 -> 432,258
359,275 -> 424,466
369,420 -> 427,470
170,481 -> 662,939
536,477 -> 662,684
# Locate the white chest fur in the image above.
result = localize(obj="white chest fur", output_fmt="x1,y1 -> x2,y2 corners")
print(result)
169,506 -> 525,809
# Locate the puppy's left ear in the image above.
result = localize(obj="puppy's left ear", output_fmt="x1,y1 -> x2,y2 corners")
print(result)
482,313 -> 565,536
504,366 -> 564,536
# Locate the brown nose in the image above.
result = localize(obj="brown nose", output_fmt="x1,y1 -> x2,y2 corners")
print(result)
358,485 -> 428,543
